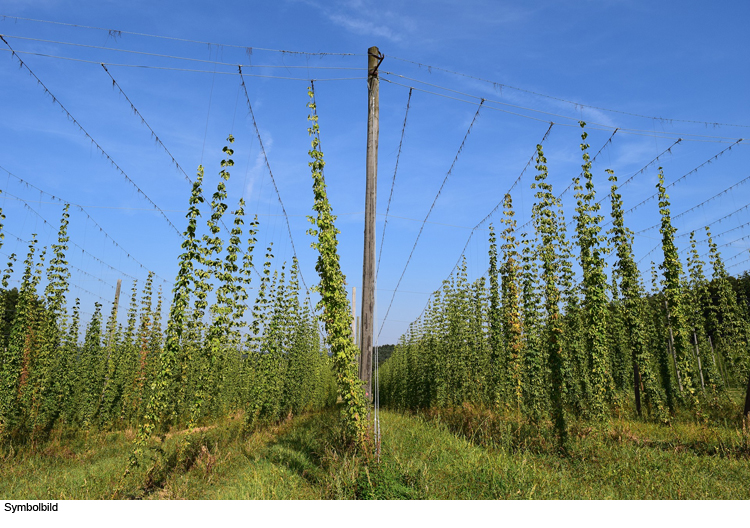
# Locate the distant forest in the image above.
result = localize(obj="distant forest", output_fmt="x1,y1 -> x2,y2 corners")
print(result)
374,344 -> 395,367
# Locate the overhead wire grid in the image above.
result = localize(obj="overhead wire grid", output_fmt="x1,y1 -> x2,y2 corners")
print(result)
1,19 -> 749,356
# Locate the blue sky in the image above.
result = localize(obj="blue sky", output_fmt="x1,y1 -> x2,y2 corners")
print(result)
0,1 -> 748,345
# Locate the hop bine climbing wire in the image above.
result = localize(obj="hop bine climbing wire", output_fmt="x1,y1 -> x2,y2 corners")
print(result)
442,123 -> 554,292
237,66 -> 321,325
614,139 -> 743,223
98,64 -> 270,284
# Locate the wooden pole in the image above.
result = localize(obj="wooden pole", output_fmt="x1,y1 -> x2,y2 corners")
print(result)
359,46 -> 381,401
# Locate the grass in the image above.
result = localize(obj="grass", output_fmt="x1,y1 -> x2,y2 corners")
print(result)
0,428 -> 134,499
1,405 -> 749,499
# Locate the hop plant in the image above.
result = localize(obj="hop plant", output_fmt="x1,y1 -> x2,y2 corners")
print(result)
305,85 -> 367,448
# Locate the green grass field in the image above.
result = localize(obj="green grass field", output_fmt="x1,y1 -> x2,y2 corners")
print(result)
2,405 -> 749,500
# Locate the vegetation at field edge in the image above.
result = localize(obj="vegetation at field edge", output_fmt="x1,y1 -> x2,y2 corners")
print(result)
1,406 -> 749,500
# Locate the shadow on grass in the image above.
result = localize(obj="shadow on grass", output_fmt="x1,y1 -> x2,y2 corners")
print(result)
261,407 -> 424,499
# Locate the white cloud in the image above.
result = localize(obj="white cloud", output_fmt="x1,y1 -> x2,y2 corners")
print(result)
327,13 -> 403,42
244,134 -> 273,203
290,0 -> 417,43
